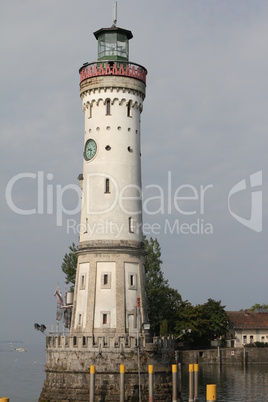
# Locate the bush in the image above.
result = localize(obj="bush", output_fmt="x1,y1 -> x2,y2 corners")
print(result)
254,341 -> 266,348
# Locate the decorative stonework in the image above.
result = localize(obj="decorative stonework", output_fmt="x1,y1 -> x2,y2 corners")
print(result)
80,75 -> 146,99
82,97 -> 143,113
79,62 -> 147,84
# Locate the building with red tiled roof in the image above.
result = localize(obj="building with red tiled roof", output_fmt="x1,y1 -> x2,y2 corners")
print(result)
227,310 -> 268,348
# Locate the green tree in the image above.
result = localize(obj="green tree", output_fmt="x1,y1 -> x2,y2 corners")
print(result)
249,303 -> 268,311
61,243 -> 77,291
144,236 -> 182,335
175,300 -> 206,343
175,298 -> 228,346
200,298 -> 228,340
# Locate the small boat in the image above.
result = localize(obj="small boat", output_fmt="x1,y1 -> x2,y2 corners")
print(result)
15,347 -> 27,352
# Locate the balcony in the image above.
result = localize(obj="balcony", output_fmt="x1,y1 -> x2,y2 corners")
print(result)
79,61 -> 147,85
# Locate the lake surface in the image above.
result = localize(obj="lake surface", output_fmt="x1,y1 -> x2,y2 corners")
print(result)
1,342 -> 268,401
0,342 -> 46,402
180,363 -> 268,401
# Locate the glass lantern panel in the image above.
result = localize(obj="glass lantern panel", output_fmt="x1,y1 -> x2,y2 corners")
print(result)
98,32 -> 128,61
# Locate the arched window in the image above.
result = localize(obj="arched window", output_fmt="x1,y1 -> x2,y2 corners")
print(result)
106,99 -> 111,115
127,100 -> 132,117
88,104 -> 92,119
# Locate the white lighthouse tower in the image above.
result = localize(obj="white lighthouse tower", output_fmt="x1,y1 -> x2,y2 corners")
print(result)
70,15 -> 149,342
40,10 -> 175,402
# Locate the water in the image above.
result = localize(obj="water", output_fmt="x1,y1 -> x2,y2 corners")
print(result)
1,343 -> 268,401
180,364 -> 268,401
0,342 -> 45,402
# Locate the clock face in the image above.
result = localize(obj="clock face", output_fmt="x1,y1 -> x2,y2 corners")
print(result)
84,139 -> 97,161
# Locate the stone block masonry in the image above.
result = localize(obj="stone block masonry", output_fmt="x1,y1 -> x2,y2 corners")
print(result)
39,336 -> 176,402
181,347 -> 268,365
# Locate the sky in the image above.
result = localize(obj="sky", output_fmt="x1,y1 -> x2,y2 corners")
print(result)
1,0 -> 267,343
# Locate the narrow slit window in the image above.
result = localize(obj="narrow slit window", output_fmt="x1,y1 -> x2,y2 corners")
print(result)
81,275 -> 85,289
103,274 -> 108,285
127,101 -> 132,117
106,100 -> 111,115
105,178 -> 110,193
129,273 -> 136,289
129,217 -> 134,233
130,275 -> 134,286
84,218 -> 88,234
101,273 -> 111,289
88,104 -> 92,119
78,314 -> 82,325
103,314 -> 107,324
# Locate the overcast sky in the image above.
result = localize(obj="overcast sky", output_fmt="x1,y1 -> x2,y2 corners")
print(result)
1,0 -> 267,342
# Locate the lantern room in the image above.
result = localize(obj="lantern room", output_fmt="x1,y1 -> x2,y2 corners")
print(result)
94,27 -> 133,62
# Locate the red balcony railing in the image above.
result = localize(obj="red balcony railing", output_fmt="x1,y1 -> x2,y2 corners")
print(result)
79,61 -> 147,84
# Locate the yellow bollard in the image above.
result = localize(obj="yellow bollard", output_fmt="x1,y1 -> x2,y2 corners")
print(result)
206,384 -> 217,401
194,363 -> 199,402
89,365 -> 95,402
148,364 -> 154,402
120,364 -> 125,402
189,364 -> 194,402
172,364 -> 177,402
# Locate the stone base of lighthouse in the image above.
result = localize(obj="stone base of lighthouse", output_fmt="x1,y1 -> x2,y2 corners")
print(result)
39,335 -> 177,402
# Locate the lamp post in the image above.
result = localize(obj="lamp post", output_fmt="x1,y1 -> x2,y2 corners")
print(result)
175,328 -> 192,340
34,323 -> 47,336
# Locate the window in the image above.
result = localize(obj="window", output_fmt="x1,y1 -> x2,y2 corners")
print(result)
101,272 -> 111,289
78,314 -> 82,325
105,178 -> 110,193
84,218 -> 88,234
128,273 -> 137,290
103,274 -> 108,285
103,314 -> 107,324
106,100 -> 111,115
101,311 -> 110,326
129,217 -> 134,233
88,104 -> 92,119
250,335 -> 254,344
243,335 -> 247,344
127,101 -> 132,117
80,274 -> 85,290
98,33 -> 128,59
128,146 -> 133,153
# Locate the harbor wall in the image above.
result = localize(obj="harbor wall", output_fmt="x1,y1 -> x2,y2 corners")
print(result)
180,347 -> 268,365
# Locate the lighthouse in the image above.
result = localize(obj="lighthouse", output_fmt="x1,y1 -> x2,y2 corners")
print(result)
39,9 -> 175,402
71,18 -> 149,340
